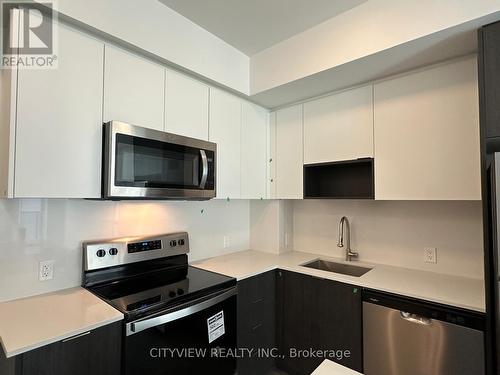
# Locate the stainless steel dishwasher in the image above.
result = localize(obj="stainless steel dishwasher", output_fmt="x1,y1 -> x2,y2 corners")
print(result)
363,290 -> 485,375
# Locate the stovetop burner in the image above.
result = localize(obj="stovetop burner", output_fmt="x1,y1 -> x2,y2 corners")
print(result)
82,232 -> 235,321
89,265 -> 234,321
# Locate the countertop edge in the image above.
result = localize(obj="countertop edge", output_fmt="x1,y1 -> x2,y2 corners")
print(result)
193,251 -> 486,314
241,264 -> 485,313
311,359 -> 363,375
3,314 -> 124,358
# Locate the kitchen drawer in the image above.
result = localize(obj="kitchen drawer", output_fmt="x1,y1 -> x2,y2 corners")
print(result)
238,321 -> 275,375
237,271 -> 276,375
239,319 -> 275,349
238,272 -> 275,325
238,270 -> 275,305
0,322 -> 121,375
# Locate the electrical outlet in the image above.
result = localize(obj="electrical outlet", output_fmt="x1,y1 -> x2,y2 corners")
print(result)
223,236 -> 230,249
424,247 -> 437,264
39,260 -> 54,281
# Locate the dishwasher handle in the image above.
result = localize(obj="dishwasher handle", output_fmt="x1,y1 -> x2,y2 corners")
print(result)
400,311 -> 432,326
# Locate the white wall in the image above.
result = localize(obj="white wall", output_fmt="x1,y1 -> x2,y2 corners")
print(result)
293,200 -> 483,279
0,199 -> 250,302
250,0 -> 500,94
56,0 -> 249,94
249,200 -> 293,254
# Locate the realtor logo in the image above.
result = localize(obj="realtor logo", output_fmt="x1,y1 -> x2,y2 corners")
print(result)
1,1 -> 57,68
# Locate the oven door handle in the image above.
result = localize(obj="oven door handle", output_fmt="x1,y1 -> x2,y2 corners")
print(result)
126,287 -> 236,336
199,150 -> 208,189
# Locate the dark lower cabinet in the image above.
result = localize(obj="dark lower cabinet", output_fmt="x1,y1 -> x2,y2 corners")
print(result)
311,276 -> 363,372
276,270 -> 363,375
237,270 -> 276,375
276,269 -> 316,375
0,321 -> 121,375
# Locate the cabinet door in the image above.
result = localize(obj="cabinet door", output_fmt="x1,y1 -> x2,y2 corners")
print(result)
241,102 -> 268,199
304,85 -> 373,164
237,271 -> 276,375
14,23 -> 104,198
276,270 -> 316,375
311,279 -> 363,372
165,70 -> 209,140
275,105 -> 303,199
276,271 -> 363,375
22,322 -> 121,375
209,88 -> 241,199
103,45 -> 164,131
374,58 -> 481,200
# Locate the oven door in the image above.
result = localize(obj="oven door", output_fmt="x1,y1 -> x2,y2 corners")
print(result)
103,121 -> 216,199
124,287 -> 237,375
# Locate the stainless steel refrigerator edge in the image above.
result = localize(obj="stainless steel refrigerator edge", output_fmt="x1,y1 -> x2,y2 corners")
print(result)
478,21 -> 500,375
483,151 -> 500,374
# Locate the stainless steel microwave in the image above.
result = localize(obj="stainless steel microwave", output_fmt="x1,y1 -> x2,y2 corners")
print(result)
102,121 -> 216,199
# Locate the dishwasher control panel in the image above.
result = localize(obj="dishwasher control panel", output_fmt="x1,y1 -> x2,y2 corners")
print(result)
363,289 -> 485,331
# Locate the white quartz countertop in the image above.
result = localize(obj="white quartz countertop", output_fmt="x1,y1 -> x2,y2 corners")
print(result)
311,360 -> 363,375
0,287 -> 123,358
192,250 -> 485,313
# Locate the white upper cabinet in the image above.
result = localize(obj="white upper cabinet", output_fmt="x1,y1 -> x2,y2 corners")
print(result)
374,58 -> 481,200
165,70 -> 209,140
274,104 -> 303,199
103,45 -> 164,130
14,24 -> 104,198
304,85 -> 373,164
241,102 -> 269,199
209,88 -> 241,199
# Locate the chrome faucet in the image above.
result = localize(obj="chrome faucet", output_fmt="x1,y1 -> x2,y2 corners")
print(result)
337,216 -> 359,261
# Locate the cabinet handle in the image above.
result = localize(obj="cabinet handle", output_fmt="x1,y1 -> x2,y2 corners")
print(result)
62,331 -> 91,343
251,323 -> 263,331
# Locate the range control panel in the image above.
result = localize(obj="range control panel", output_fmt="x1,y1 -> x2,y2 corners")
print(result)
83,232 -> 189,271
128,240 -> 162,253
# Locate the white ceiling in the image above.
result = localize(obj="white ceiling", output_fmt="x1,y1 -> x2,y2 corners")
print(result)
158,0 -> 368,56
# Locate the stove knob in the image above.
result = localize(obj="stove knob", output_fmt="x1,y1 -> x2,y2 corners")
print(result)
109,248 -> 118,256
177,288 -> 184,295
169,240 -> 177,247
178,239 -> 185,246
96,249 -> 106,258
168,291 -> 176,298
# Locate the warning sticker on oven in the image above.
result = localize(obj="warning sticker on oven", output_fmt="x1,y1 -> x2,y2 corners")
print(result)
207,311 -> 225,343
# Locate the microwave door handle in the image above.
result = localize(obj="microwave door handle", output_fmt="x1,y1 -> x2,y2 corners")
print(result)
199,150 -> 208,189
126,287 -> 236,336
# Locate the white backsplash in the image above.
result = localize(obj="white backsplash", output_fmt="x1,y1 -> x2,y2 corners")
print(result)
0,198 -> 485,302
292,200 -> 484,279
0,199 -> 250,302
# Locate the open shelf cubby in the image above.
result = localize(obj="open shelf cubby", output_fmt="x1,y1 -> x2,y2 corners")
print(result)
303,158 -> 374,199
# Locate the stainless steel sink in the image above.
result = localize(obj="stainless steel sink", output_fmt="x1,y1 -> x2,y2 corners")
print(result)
301,259 -> 372,277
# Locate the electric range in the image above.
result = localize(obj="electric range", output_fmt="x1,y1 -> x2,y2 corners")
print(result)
82,232 -> 237,375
